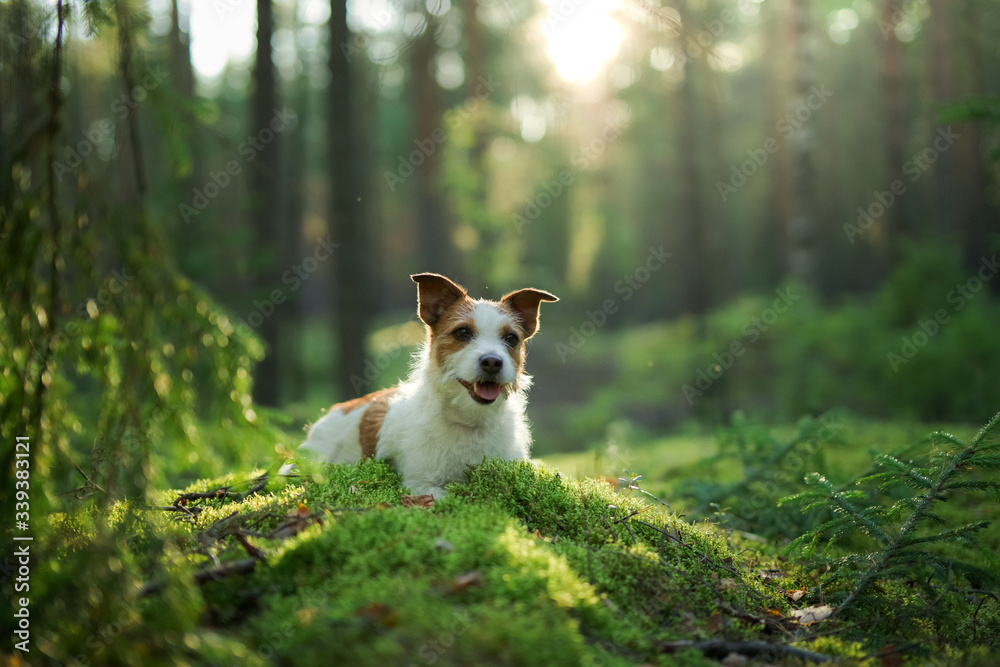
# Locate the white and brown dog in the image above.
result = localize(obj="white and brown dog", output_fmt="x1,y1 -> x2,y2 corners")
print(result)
298,273 -> 558,498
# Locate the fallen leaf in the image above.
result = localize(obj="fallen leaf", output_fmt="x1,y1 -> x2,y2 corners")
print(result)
720,652 -> 748,667
707,611 -> 728,633
288,502 -> 310,518
354,602 -> 398,627
878,645 -> 904,667
787,588 -> 806,602
757,568 -> 782,580
717,577 -> 738,592
790,604 -> 834,624
450,570 -> 483,593
401,494 -> 435,508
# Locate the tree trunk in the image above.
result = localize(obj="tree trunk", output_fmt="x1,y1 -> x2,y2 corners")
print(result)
880,0 -> 908,258
410,15 -> 455,277
958,0 -> 997,273
169,0 -> 204,275
927,0 -> 960,239
761,0 -> 792,289
329,0 -> 371,399
675,0 -> 710,327
786,0 -> 818,287
250,0 -> 283,405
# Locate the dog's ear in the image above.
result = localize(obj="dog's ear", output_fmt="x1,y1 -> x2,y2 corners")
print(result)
411,273 -> 468,326
501,288 -> 559,339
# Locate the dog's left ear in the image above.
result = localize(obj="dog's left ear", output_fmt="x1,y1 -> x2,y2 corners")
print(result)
501,288 -> 559,339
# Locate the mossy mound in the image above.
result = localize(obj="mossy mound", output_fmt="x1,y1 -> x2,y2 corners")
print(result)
128,458 -> 853,666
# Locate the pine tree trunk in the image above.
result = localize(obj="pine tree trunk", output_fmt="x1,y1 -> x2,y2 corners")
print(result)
329,0 -> 371,399
880,0 -> 908,260
927,0 -> 960,239
410,16 -> 455,277
675,0 -> 709,327
958,0 -> 997,273
250,0 -> 283,405
786,0 -> 818,287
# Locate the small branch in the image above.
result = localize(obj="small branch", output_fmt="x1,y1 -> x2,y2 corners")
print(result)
661,639 -> 832,663
139,558 -> 259,598
172,473 -> 268,507
194,557 -> 258,585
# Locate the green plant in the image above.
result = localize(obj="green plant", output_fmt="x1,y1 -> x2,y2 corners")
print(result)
780,410 -> 1000,647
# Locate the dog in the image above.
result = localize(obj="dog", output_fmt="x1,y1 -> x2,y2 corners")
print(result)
297,272 -> 558,498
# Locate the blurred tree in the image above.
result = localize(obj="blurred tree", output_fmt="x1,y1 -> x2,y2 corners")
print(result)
673,0 -> 710,328
329,0 -> 373,399
410,12 -> 456,277
761,0 -> 792,288
168,0 -> 205,278
250,0 -> 284,405
880,0 -> 908,262
927,0 -> 960,239
956,0 -> 995,271
787,0 -> 818,287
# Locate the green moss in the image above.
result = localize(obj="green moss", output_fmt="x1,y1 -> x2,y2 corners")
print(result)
39,447 -> 990,665
180,458 -> 787,665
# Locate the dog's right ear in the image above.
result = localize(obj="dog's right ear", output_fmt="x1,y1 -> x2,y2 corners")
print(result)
411,273 -> 468,326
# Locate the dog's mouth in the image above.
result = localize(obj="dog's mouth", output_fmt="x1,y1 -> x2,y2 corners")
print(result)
458,379 -> 506,405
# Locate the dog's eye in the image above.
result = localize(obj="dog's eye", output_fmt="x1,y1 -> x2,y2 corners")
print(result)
503,333 -> 519,347
452,327 -> 472,341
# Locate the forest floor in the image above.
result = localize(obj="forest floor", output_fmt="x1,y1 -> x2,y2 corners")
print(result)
33,415 -> 999,666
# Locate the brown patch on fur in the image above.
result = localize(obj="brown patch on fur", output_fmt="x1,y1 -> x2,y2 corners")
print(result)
429,299 -> 476,368
330,387 -> 397,416
357,387 -> 398,459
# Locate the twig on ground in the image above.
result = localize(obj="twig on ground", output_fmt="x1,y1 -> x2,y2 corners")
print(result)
660,639 -> 832,663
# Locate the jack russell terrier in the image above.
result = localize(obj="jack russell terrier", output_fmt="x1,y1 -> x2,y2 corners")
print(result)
297,273 -> 558,498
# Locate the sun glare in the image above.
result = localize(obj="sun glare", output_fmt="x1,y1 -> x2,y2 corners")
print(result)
542,0 -> 623,84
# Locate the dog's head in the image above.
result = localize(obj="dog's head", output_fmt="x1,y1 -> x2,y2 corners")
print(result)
411,273 -> 558,406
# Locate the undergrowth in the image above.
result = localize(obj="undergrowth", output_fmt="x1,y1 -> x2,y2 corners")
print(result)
20,413 -> 1000,665
672,410 -> 1000,662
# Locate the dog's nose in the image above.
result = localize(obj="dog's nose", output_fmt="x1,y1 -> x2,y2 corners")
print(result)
480,355 -> 503,374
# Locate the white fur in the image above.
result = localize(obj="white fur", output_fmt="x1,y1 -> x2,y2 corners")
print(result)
299,302 -> 533,497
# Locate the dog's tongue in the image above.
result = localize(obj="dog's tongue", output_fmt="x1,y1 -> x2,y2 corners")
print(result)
475,382 -> 502,401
